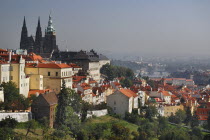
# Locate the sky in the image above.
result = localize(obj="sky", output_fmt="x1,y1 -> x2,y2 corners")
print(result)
0,0 -> 210,58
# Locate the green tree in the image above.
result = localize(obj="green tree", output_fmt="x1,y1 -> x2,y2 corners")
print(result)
0,127 -> 15,140
184,107 -> 192,126
120,78 -> 133,88
55,80 -> 81,137
1,81 -> 29,111
159,128 -> 190,140
111,123 -> 130,140
191,113 -> 199,128
0,116 -> 18,129
174,109 -> 186,124
145,105 -> 158,121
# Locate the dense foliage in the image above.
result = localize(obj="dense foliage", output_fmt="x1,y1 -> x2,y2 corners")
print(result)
100,64 -> 134,81
55,81 -> 81,138
1,81 -> 30,111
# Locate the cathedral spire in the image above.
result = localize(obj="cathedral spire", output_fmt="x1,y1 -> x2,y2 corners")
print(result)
35,16 -> 43,53
20,16 -> 28,50
23,16 -> 26,27
38,16 -> 41,28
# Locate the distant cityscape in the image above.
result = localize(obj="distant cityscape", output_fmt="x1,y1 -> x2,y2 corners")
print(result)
0,12 -> 210,139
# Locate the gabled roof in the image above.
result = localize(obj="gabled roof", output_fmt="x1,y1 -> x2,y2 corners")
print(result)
40,92 -> 58,105
119,89 -> 138,98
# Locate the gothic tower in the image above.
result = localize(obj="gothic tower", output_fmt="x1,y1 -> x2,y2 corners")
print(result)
43,14 -> 59,54
20,16 -> 29,50
35,17 -> 43,53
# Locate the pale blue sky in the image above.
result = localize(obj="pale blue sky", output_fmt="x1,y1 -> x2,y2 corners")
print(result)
0,0 -> 210,57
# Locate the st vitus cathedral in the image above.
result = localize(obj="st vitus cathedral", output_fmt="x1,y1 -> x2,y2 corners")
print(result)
20,15 -> 59,57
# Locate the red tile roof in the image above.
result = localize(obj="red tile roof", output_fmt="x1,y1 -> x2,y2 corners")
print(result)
26,63 -> 71,69
161,91 -> 171,96
119,89 -> 138,98
28,89 -> 52,98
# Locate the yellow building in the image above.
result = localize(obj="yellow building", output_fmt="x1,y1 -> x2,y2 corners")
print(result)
163,104 -> 184,117
0,56 -> 29,97
10,56 -> 30,97
25,62 -> 73,94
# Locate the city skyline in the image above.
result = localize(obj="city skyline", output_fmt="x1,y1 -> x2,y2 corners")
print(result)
1,0 -> 210,58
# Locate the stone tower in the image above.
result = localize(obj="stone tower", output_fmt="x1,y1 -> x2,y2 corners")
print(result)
43,14 -> 59,54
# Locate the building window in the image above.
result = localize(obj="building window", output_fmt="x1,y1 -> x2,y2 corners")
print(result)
114,101 -> 116,105
48,72 -> 50,76
114,107 -> 116,110
56,72 -> 58,76
10,76 -> 13,80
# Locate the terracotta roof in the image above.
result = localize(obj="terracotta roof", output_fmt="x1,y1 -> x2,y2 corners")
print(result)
73,76 -> 86,82
119,89 -> 138,98
161,91 -> 171,96
0,60 -> 8,64
26,63 -> 71,69
0,49 -> 8,52
89,80 -> 97,84
28,89 -> 52,97
68,63 -> 81,68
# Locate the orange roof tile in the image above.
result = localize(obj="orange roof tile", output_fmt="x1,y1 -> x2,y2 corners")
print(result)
28,89 -> 52,97
26,63 -> 71,69
161,91 -> 171,96
119,89 -> 138,98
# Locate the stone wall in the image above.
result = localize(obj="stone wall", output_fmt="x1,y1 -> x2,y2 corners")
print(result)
0,112 -> 32,122
87,109 -> 108,118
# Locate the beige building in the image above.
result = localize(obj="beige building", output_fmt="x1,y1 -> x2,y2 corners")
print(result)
163,104 -> 184,117
25,62 -> 73,94
0,62 -> 10,83
107,88 -> 138,117
0,56 -> 29,97
10,57 -> 30,97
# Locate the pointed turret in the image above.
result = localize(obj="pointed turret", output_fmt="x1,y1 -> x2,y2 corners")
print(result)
43,13 -> 58,54
20,16 -> 28,50
46,14 -> 55,34
35,17 -> 43,53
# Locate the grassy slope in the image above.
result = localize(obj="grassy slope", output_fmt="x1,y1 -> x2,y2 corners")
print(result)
84,115 -> 139,132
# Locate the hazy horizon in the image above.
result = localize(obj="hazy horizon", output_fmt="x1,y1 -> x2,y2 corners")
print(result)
1,0 -> 210,58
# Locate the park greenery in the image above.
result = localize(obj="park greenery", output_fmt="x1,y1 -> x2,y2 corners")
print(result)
0,81 -> 31,111
100,63 -> 134,87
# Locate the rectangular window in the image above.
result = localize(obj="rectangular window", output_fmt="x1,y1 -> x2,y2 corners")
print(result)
56,72 -> 58,76
10,76 -> 13,80
48,72 -> 50,76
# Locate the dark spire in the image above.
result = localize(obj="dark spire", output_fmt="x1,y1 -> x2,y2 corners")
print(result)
23,16 -> 26,27
38,16 -> 41,27
20,16 -> 28,49
35,17 -> 43,53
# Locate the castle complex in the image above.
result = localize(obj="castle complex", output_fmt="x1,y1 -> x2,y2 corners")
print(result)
20,15 -> 59,57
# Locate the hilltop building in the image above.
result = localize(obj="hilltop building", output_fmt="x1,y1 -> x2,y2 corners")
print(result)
20,15 -> 59,58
